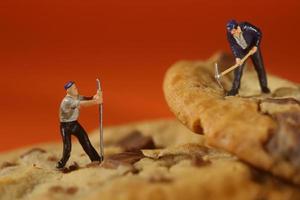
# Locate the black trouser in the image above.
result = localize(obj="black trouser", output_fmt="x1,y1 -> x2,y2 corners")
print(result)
58,121 -> 101,166
230,47 -> 269,93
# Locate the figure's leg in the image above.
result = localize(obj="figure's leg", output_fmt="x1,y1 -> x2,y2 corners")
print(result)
250,48 -> 270,93
226,63 -> 245,96
57,124 -> 72,168
73,121 -> 102,162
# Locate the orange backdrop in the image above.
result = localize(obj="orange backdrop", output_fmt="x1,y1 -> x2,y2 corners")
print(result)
0,0 -> 299,152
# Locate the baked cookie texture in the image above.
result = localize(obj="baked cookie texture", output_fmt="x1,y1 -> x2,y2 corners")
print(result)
163,52 -> 300,185
0,119 -> 300,200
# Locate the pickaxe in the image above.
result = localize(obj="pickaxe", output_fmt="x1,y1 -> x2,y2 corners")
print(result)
214,51 -> 252,89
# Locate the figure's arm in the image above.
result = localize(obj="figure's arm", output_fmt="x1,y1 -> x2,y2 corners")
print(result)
80,100 -> 97,107
244,22 -> 262,46
80,96 -> 94,100
79,92 -> 103,107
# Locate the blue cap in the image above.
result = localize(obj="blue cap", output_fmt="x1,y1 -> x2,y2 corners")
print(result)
226,20 -> 238,32
64,81 -> 75,90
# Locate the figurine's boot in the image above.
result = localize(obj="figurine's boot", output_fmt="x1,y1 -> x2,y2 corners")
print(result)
226,63 -> 245,96
56,161 -> 66,169
226,89 -> 239,96
56,153 -> 70,169
251,48 -> 271,94
74,122 -> 102,163
261,86 -> 271,94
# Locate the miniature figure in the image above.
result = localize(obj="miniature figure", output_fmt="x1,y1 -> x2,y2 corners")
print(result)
226,19 -> 270,96
56,81 -> 103,169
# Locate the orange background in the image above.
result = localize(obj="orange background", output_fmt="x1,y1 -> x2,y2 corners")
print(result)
0,0 -> 299,152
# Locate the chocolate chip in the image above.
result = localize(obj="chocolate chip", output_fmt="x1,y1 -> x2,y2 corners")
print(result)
61,168 -> 69,173
47,156 -> 58,162
66,186 -> 78,195
20,148 -> 47,158
265,112 -> 300,167
0,162 -> 18,169
149,176 -> 173,183
69,162 -> 79,171
49,186 -> 64,193
117,131 -> 156,151
101,151 -> 145,169
61,162 -> 80,173
192,119 -> 204,135
249,167 -> 268,184
130,167 -> 140,174
49,186 -> 78,195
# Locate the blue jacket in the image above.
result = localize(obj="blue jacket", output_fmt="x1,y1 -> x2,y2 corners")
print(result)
227,22 -> 262,58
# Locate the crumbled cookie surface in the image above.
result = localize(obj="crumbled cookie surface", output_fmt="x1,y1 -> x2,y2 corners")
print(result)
0,119 -> 300,200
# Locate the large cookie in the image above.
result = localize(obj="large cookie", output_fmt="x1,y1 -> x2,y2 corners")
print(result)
163,52 -> 300,185
0,119 -> 300,200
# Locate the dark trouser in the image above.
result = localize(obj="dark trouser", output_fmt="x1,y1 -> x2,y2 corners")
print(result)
230,47 -> 269,94
58,121 -> 101,167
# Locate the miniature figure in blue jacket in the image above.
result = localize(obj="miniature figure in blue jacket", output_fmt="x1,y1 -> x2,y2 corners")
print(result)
226,19 -> 271,96
56,81 -> 103,169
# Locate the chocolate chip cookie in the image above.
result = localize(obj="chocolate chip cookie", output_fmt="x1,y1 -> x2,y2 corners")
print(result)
163,52 -> 300,185
1,119 -> 300,200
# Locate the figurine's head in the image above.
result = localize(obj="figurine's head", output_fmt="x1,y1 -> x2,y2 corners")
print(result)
64,81 -> 78,96
226,20 -> 240,35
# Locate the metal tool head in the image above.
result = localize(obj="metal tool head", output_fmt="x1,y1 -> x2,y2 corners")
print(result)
214,62 -> 223,89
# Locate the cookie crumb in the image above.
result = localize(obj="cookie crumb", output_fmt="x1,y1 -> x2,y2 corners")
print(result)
0,162 -> 18,169
20,148 -> 47,158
